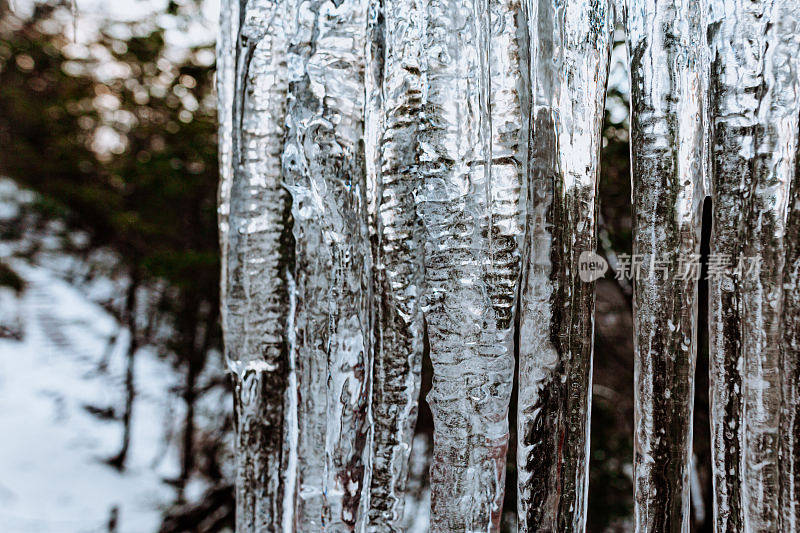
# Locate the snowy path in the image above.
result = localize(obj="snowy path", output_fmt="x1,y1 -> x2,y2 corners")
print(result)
0,262 -> 180,533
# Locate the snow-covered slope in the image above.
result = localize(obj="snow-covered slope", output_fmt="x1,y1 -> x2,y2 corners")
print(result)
0,262 -> 181,533
0,178 -> 186,532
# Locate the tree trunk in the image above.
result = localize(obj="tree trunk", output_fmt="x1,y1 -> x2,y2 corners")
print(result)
108,270 -> 139,470
181,356 -> 197,490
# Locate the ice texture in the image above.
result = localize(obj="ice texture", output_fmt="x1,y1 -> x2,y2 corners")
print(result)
625,0 -> 709,530
367,0 -> 426,528
415,0 -> 525,528
219,0 -> 375,530
218,0 -> 296,531
516,1 -> 612,531
216,0 -> 237,311
781,78 -> 800,532
282,0 -> 374,530
708,1 -> 800,530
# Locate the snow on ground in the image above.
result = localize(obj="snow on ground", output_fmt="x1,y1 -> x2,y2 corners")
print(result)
0,260 -> 181,533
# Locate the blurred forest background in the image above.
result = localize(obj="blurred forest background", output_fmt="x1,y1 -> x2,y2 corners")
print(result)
0,1 -> 714,531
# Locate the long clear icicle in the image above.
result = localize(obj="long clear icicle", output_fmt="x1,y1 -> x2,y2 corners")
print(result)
625,0 -> 708,530
708,1 -> 800,530
417,0 -> 524,527
516,1 -> 612,530
282,0 -> 373,528
217,0 -> 238,309
781,80 -> 800,530
221,0 -> 293,530
367,0 -> 425,527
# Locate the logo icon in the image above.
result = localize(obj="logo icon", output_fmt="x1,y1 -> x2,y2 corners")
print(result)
578,251 -> 608,282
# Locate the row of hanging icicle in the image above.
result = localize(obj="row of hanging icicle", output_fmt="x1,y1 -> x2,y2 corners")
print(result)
216,0 -> 800,530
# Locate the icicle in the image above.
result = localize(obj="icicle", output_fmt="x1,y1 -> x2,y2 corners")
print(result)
217,0 -> 239,316
624,0 -> 708,530
364,0 -> 384,528
283,269 -> 299,533
367,0 -> 426,528
221,0 -> 293,530
282,0 -> 373,529
516,0 -> 612,531
781,118 -> 800,532
417,0 -> 525,528
708,1 -> 800,530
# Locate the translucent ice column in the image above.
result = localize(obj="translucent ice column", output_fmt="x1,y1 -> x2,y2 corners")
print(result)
367,0 -> 426,529
781,106 -> 800,533
219,0 -> 294,530
417,0 -> 526,528
281,0 -> 373,529
516,0 -> 612,531
708,0 -> 800,530
624,0 -> 709,530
